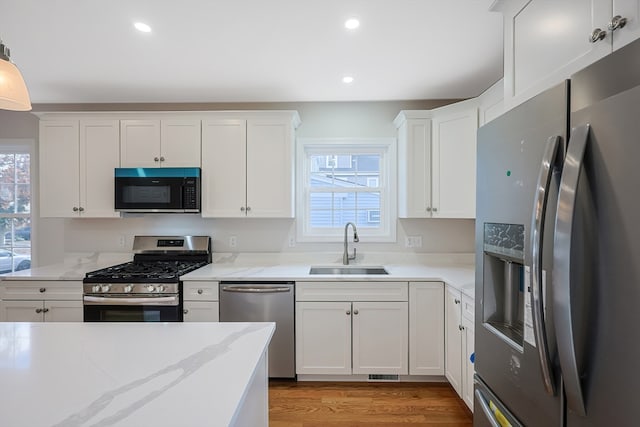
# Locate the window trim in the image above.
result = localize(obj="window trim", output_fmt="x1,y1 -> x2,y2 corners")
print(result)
296,137 -> 397,243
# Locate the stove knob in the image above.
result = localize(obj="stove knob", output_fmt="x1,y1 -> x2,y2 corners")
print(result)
100,284 -> 111,292
146,284 -> 156,292
92,285 -> 101,293
124,285 -> 133,293
157,285 -> 165,293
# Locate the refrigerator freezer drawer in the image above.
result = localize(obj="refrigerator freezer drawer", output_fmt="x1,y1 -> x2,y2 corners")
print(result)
474,375 -> 523,427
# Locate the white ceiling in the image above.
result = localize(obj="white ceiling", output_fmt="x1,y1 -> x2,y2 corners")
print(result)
0,0 -> 504,104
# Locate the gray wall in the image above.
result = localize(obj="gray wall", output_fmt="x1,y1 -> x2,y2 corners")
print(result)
1,100 -> 475,266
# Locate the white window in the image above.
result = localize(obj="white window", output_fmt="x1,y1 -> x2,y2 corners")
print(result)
0,141 -> 33,273
296,138 -> 396,242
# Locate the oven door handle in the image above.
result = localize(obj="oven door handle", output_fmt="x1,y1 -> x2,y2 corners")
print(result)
221,285 -> 291,293
83,295 -> 180,306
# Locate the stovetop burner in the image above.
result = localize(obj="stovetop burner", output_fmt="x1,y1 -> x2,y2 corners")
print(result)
84,260 -> 209,282
83,235 -> 212,285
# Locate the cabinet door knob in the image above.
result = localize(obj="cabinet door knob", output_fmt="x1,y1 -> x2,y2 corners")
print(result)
240,206 -> 245,212
246,206 -> 251,212
72,207 -> 79,212
426,207 -> 432,212
43,308 -> 49,313
609,15 -> 627,31
353,309 -> 359,315
39,288 -> 46,293
459,325 -> 465,331
197,289 -> 203,295
346,310 -> 351,315
454,298 -> 460,304
589,28 -> 607,43
432,207 -> 438,212
183,309 -> 189,314
154,157 -> 160,162
160,156 -> 165,162
35,308 -> 43,313
79,207 -> 85,212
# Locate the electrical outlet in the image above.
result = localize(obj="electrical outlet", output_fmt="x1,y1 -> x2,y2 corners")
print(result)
288,235 -> 296,247
229,236 -> 237,248
405,236 -> 422,248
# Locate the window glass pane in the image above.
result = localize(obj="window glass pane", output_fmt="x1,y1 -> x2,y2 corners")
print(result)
0,217 -> 31,272
0,185 -> 16,213
0,154 -> 15,184
15,154 -> 30,184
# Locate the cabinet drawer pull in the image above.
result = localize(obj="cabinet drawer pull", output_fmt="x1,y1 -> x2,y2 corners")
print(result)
39,288 -> 46,293
197,289 -> 203,295
608,15 -> 627,31
589,28 -> 607,43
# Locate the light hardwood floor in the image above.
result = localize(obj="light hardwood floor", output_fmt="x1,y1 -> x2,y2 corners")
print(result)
269,381 -> 473,426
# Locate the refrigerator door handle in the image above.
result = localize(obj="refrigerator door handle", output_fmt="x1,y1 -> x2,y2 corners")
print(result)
530,135 -> 562,396
553,124 -> 590,417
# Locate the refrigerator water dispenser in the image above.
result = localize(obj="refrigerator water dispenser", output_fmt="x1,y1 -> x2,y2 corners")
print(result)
482,223 -> 525,349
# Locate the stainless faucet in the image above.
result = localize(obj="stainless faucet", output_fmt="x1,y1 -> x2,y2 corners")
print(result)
343,222 -> 359,265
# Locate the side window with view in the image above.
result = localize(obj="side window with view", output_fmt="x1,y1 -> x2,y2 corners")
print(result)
0,145 -> 32,273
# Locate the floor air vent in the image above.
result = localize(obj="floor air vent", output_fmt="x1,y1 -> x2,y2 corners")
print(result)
367,374 -> 399,382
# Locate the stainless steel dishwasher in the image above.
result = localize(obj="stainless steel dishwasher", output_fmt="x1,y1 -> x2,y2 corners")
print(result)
219,281 -> 295,378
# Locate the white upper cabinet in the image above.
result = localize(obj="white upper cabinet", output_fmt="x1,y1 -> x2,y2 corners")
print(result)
201,112 -> 299,218
120,119 -> 201,167
396,111 -> 432,218
431,99 -> 478,219
396,100 -> 478,219
40,119 -> 120,218
499,0 -> 640,109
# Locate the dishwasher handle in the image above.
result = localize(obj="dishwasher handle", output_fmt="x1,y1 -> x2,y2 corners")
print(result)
221,285 -> 292,294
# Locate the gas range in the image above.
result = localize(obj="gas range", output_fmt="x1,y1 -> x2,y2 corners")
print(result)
82,235 -> 211,322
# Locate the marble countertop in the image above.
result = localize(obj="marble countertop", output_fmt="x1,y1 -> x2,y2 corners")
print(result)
0,322 -> 275,427
0,252 -> 475,299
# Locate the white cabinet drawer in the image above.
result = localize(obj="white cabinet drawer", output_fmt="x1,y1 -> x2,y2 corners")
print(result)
296,281 -> 408,302
183,281 -> 219,301
0,281 -> 82,301
462,294 -> 474,322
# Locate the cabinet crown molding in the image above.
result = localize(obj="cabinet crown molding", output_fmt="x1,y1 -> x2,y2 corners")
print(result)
33,110 -> 302,128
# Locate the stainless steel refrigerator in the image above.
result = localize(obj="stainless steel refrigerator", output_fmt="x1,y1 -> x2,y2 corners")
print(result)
474,36 -> 640,426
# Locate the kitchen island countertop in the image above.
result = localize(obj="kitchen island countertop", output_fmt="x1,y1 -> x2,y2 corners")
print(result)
0,321 -> 274,427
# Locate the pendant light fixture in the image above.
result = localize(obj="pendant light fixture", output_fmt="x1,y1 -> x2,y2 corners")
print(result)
0,39 -> 32,111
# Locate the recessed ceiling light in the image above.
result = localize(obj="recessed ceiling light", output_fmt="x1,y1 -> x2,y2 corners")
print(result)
342,76 -> 354,84
134,22 -> 152,33
345,18 -> 360,30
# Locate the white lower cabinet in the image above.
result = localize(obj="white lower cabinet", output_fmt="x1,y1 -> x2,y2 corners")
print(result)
409,281 -> 445,375
444,285 -> 463,395
445,284 -> 475,411
0,281 -> 83,322
182,281 -> 219,322
462,306 -> 475,411
295,281 -> 408,376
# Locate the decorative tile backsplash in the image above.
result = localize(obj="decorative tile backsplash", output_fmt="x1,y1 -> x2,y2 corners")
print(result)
483,223 -> 525,261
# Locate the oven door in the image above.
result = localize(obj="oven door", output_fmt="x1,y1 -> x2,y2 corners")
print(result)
83,294 -> 183,322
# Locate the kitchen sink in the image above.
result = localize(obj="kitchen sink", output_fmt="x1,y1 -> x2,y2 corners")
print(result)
309,266 -> 389,275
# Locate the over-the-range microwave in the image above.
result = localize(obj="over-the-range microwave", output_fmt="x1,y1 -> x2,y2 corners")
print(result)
114,167 -> 201,213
